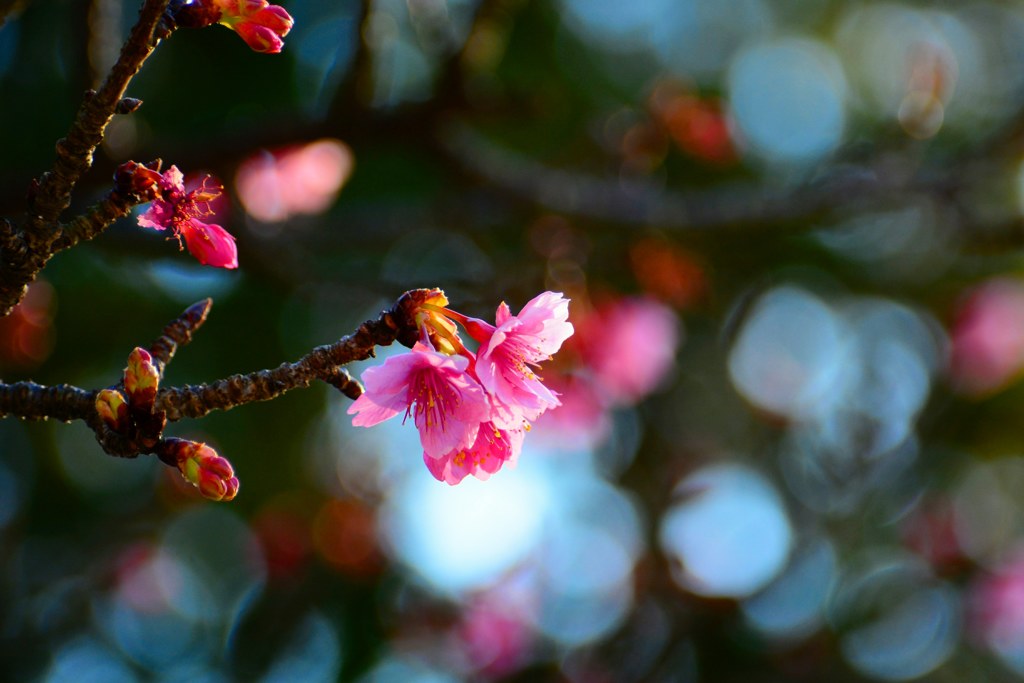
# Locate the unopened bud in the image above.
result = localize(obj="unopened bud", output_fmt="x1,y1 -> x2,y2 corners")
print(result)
160,438 -> 240,502
95,389 -> 129,432
124,347 -> 160,410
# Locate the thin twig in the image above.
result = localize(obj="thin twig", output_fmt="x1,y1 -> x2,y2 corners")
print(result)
148,298 -> 214,377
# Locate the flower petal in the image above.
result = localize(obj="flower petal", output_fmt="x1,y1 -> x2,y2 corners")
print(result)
182,220 -> 238,269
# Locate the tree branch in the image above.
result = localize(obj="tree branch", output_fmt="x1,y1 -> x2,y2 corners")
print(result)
0,0 -> 171,317
0,290 -> 423,457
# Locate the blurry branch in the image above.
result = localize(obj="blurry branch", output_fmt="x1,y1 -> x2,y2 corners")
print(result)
438,122 -> 931,232
0,290 -> 422,459
0,0 -> 170,316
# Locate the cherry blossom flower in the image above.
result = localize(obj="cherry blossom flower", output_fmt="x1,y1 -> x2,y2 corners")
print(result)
137,166 -> 238,269
455,292 -> 574,429
348,342 -> 490,458
423,421 -> 525,485
350,290 -> 574,483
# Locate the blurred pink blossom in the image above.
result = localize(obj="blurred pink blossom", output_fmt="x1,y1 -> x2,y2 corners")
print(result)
577,296 -> 680,405
235,139 -> 353,223
968,548 -> 1024,655
949,278 -> 1024,395
114,544 -> 183,615
456,596 -> 534,677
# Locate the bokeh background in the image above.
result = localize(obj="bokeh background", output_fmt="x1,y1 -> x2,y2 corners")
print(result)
6,0 -> 1024,680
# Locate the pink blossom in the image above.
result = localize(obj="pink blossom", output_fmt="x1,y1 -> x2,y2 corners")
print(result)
968,548 -> 1024,656
577,296 -> 679,405
456,595 -> 534,677
235,140 -> 353,223
463,292 -> 574,429
348,342 -> 490,457
949,278 -> 1024,395
138,166 -> 238,269
423,421 -> 525,485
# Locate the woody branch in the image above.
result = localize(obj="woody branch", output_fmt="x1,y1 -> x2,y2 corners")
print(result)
0,291 -> 426,462
0,0 -> 172,316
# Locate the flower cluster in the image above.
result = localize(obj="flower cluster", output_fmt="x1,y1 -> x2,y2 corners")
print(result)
349,290 -> 573,485
128,164 -> 238,269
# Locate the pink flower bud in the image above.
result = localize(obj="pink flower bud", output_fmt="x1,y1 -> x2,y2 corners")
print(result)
234,22 -> 285,54
213,0 -> 293,53
163,438 -> 240,502
124,347 -> 160,409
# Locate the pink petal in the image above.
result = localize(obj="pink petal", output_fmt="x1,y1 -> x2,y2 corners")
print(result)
137,201 -> 173,230
161,166 -> 185,193
348,392 -> 403,427
251,5 -> 293,35
182,220 -> 238,269
495,301 -> 512,326
236,22 -> 285,53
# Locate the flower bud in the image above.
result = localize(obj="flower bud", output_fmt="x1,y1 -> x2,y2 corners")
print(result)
124,347 -> 160,411
213,0 -> 293,53
95,389 -> 129,432
161,438 -> 240,502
